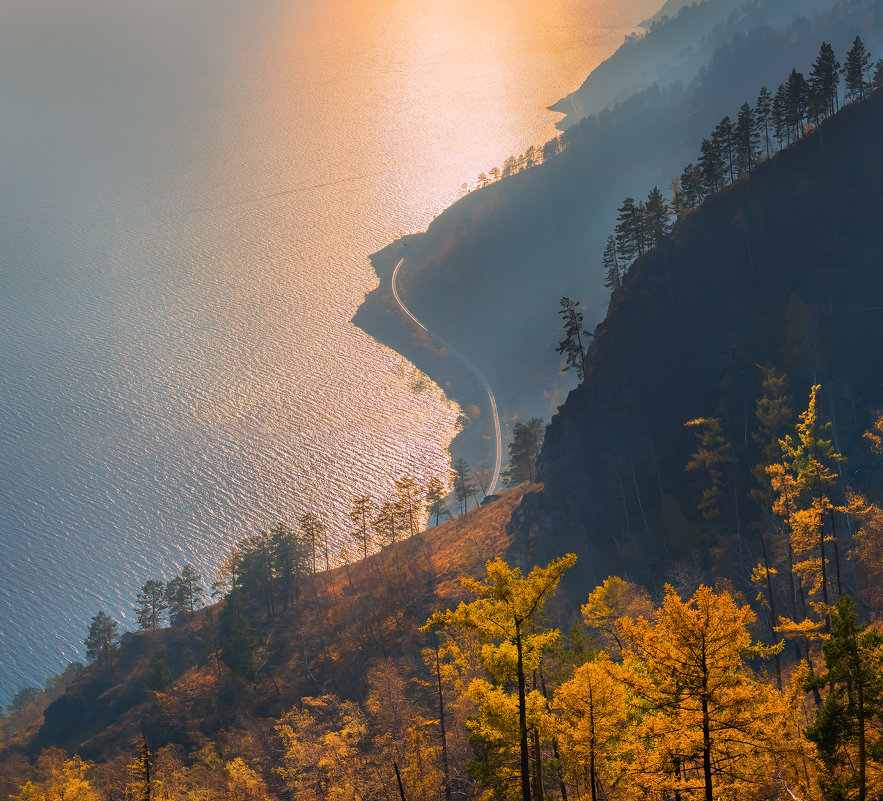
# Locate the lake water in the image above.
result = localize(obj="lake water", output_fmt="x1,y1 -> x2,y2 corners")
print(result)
0,0 -> 661,703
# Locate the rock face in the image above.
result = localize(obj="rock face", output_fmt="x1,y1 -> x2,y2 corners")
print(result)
510,90 -> 883,608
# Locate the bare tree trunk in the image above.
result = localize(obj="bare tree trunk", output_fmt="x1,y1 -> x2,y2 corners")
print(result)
828,505 -> 843,598
393,761 -> 407,801
618,465 -> 632,541
538,667 -> 568,801
434,634 -> 453,801
589,679 -> 597,801
759,533 -> 783,690
516,620 -> 532,801
532,726 -> 544,801
630,456 -> 650,534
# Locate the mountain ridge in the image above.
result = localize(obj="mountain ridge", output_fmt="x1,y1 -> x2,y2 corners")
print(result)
513,86 -> 883,610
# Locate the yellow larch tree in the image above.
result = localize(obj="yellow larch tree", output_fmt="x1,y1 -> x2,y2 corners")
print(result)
767,460 -> 806,620
617,585 -> 792,801
848,490 -> 883,609
12,752 -> 100,801
775,384 -> 846,628
224,758 -> 269,801
862,413 -> 883,455
396,722 -> 444,801
751,365 -> 793,505
751,559 -> 784,689
554,653 -> 631,801
847,414 -> 883,611
423,554 -> 577,801
420,630 -> 484,800
581,576 -> 654,657
685,417 -> 735,520
275,695 -> 380,801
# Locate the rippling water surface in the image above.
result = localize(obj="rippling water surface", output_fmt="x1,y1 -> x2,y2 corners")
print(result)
0,0 -> 661,702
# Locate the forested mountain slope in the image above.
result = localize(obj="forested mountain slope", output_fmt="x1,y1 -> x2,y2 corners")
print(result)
554,0 -> 839,127
510,86 -> 883,609
357,0 -> 883,430
1,486 -> 530,764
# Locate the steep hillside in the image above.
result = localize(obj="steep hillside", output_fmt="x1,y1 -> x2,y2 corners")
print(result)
9,486 -> 531,762
512,88 -> 883,610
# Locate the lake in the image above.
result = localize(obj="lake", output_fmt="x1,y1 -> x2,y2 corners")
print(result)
0,0 -> 660,703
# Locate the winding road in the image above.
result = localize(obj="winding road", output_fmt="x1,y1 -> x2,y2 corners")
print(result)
391,258 -> 502,495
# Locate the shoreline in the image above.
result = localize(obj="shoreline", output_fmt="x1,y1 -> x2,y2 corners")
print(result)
390,256 -> 502,494
352,235 -> 507,483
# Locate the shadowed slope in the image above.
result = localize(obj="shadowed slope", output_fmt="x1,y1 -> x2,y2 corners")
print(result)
512,88 -> 883,610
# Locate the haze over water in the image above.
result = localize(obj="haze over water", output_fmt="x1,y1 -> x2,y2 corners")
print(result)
0,0 -> 661,702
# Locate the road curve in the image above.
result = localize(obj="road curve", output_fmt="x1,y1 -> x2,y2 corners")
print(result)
391,258 -> 502,495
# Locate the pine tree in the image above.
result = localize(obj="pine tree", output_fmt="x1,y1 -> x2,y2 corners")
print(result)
555,297 -> 591,382
614,198 -> 645,260
809,41 -> 841,119
424,477 -> 449,528
348,494 -> 375,558
134,579 -> 167,631
165,576 -> 187,624
238,532 -> 276,619
504,418 -> 545,485
451,456 -> 474,516
711,116 -> 735,183
733,103 -> 759,175
270,523 -> 307,608
394,475 -> 422,539
643,186 -> 670,247
166,564 -> 205,622
216,601 -> 258,677
755,86 -> 773,158
211,545 -> 242,599
805,595 -> 883,801
85,611 -> 120,666
874,59 -> 883,89
772,84 -> 789,147
844,36 -> 873,101
372,500 -> 399,544
699,137 -> 724,195
679,163 -> 704,209
785,69 -> 810,142
299,511 -> 327,574
601,235 -> 621,290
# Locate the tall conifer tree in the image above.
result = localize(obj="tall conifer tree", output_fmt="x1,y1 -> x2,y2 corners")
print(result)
601,235 -> 620,290
85,611 -> 119,666
134,580 -> 167,631
555,297 -> 590,382
643,186 -> 670,247
614,198 -> 645,260
809,41 -> 840,119
755,86 -> 773,157
844,36 -> 873,101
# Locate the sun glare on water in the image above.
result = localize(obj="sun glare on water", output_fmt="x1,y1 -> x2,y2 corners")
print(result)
0,0 -> 658,700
